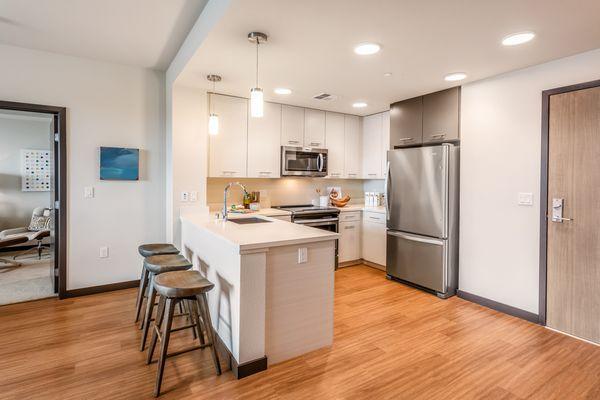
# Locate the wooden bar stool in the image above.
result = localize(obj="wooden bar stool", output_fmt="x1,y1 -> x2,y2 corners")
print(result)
147,270 -> 222,397
140,254 -> 192,351
135,244 -> 180,324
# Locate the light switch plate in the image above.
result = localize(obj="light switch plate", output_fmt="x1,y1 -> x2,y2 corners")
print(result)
99,246 -> 109,258
181,191 -> 189,202
298,247 -> 308,264
518,192 -> 534,206
84,186 -> 95,198
190,191 -> 198,202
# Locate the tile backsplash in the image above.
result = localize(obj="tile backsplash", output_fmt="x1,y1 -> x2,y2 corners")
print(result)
207,177 -> 368,209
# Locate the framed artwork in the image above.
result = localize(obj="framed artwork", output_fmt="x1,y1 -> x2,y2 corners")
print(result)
99,147 -> 139,181
21,149 -> 52,191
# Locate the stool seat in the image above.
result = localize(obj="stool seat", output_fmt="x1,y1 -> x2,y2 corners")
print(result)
144,254 -> 192,274
138,243 -> 179,258
154,270 -> 214,298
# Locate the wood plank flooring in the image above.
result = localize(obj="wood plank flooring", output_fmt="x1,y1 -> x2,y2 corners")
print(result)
1,265 -> 599,399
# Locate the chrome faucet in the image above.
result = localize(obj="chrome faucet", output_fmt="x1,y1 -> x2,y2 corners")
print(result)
222,182 -> 249,221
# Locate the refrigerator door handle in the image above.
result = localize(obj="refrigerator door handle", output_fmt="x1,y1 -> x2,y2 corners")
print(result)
387,230 -> 444,246
384,161 -> 391,220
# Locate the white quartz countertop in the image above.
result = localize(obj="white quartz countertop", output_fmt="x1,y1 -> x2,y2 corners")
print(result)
181,213 -> 338,252
208,206 -> 291,217
333,204 -> 386,214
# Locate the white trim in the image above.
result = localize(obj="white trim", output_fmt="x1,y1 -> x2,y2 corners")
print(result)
545,326 -> 599,347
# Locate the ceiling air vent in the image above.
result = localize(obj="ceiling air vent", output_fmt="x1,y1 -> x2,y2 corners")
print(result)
313,93 -> 338,101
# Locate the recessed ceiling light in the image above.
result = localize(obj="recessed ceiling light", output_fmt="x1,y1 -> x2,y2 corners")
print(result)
444,72 -> 467,82
502,31 -> 535,46
353,102 -> 368,108
274,88 -> 292,95
383,72 -> 392,77
354,43 -> 380,55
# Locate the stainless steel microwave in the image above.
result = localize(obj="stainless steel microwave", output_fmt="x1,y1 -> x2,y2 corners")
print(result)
281,146 -> 328,177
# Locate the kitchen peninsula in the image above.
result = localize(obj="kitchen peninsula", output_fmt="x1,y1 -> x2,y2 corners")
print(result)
180,213 -> 338,378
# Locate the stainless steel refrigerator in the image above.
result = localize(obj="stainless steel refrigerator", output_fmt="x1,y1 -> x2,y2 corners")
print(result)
385,144 -> 459,298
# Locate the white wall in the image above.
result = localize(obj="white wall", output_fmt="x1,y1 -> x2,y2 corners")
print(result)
0,44 -> 165,290
170,85 -> 209,247
460,48 -> 600,314
0,114 -> 53,230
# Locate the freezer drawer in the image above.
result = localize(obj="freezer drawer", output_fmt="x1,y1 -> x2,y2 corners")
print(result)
386,230 -> 447,293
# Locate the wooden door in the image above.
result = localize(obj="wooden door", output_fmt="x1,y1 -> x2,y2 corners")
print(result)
547,85 -> 600,344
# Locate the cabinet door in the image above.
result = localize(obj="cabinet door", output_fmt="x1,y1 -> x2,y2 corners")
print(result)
362,113 -> 383,179
362,217 -> 386,266
209,94 -> 248,177
281,105 -> 304,146
344,115 -> 361,179
422,87 -> 460,143
325,112 -> 345,178
248,102 -> 281,178
339,221 -> 361,262
304,109 -> 326,147
381,110 -> 390,179
390,96 -> 422,147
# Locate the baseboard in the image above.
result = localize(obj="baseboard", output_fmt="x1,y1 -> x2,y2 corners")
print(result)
338,259 -> 386,271
457,289 -> 540,324
64,280 -> 139,298
362,260 -> 386,271
232,356 -> 268,379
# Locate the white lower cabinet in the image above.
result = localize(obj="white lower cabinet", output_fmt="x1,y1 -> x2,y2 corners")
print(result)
339,219 -> 361,263
361,211 -> 386,266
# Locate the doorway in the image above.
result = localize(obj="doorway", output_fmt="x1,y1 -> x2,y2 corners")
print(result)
540,79 -> 600,344
0,101 -> 66,303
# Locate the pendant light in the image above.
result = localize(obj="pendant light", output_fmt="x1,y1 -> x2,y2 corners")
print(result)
207,74 -> 221,135
248,32 -> 268,118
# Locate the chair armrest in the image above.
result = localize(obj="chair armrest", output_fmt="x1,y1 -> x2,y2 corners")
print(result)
0,227 -> 29,239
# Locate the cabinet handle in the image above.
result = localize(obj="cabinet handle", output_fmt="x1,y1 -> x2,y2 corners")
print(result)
368,173 -> 377,176
429,133 -> 446,140
369,216 -> 380,220
397,138 -> 414,142
259,171 -> 272,175
344,225 -> 355,230
310,142 -> 320,146
288,140 -> 299,144
330,173 -> 341,176
348,173 -> 357,177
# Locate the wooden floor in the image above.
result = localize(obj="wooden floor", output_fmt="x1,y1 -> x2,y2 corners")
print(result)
1,265 -> 599,400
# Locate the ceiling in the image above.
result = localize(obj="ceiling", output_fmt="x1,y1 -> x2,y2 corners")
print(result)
178,0 -> 600,115
0,0 -> 208,69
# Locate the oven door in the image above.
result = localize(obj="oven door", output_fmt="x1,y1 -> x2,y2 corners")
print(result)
281,146 -> 328,177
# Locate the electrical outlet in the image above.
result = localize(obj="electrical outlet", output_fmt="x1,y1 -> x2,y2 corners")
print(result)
190,191 -> 198,202
298,247 -> 308,264
181,191 -> 189,202
99,246 -> 109,258
84,186 -> 95,198
518,192 -> 533,206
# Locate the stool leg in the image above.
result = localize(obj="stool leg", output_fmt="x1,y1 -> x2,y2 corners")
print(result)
147,295 -> 166,365
155,298 -> 176,397
184,300 -> 198,340
140,274 -> 157,351
134,266 -> 149,323
198,294 -> 221,375
189,299 -> 205,346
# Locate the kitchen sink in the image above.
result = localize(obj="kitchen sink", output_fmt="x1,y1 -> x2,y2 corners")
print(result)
228,217 -> 273,225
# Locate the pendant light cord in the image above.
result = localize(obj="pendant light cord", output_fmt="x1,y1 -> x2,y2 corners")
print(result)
255,39 -> 259,87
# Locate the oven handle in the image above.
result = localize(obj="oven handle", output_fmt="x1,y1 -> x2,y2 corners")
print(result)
294,217 -> 338,225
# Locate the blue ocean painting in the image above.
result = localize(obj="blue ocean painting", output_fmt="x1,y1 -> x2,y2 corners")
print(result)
100,147 -> 139,180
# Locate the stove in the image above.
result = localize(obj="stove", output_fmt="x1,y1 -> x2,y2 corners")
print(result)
273,204 -> 340,268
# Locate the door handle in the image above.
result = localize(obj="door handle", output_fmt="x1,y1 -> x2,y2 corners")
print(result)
551,198 -> 574,223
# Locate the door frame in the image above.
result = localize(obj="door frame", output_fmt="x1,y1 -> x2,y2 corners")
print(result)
0,100 -> 67,299
539,78 -> 600,325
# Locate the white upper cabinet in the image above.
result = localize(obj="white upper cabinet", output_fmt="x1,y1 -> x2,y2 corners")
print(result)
344,115 -> 361,179
304,109 -> 326,148
209,94 -> 248,178
325,112 -> 345,178
381,111 -> 390,179
281,105 -> 304,146
362,113 -> 383,179
248,102 -> 281,178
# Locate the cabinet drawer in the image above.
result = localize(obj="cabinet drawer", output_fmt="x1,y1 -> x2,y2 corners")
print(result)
363,211 -> 385,224
339,211 -> 361,222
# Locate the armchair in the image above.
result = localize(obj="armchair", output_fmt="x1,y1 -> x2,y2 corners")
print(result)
0,207 -> 53,261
